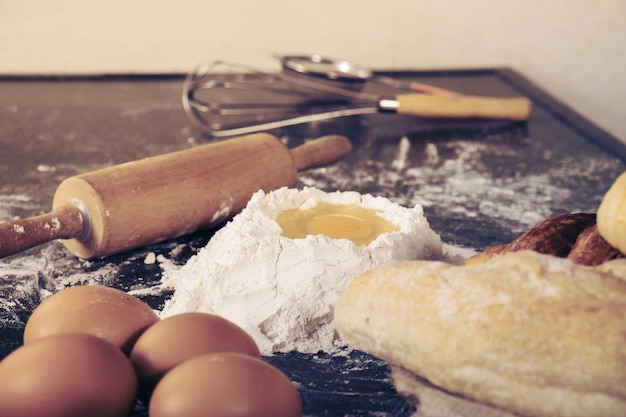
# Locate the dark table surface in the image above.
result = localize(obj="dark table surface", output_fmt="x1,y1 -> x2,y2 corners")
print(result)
0,68 -> 625,416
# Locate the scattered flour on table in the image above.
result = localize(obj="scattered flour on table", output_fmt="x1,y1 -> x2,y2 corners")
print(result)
0,194 -> 37,223
0,244 -> 120,326
298,137 -> 614,237
160,186 -> 445,355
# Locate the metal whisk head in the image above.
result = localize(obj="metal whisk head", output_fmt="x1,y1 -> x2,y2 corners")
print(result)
182,60 -> 380,137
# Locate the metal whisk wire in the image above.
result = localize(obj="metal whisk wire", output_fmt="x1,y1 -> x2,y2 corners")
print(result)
182,60 -> 381,137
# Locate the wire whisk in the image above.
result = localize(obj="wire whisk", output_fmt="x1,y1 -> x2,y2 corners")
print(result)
183,59 -> 532,137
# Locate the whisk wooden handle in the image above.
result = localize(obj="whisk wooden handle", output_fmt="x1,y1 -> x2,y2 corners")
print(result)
395,93 -> 532,121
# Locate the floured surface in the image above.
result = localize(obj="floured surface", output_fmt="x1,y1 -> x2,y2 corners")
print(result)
301,133 -> 624,248
161,187 -> 445,354
1,73 -> 626,416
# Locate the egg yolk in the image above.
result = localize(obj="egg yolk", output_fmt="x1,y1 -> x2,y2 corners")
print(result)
276,202 -> 398,246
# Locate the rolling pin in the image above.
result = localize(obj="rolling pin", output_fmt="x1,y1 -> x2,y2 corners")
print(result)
0,133 -> 352,259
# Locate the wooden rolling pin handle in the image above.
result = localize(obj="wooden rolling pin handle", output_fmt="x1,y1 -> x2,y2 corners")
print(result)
0,203 -> 85,258
395,93 -> 532,121
291,135 -> 352,170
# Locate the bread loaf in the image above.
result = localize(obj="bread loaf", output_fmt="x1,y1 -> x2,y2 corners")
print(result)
334,250 -> 626,417
598,171 -> 626,256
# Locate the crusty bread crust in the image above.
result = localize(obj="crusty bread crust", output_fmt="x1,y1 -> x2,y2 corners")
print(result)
567,223 -> 624,265
335,251 -> 626,417
465,212 -> 625,267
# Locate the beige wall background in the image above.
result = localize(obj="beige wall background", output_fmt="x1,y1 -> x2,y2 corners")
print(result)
1,0 -> 625,144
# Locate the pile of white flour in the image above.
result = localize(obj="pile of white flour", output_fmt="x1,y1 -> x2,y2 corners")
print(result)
160,187 -> 444,355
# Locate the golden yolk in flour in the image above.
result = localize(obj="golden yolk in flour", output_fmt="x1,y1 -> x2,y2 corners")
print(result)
276,202 -> 399,246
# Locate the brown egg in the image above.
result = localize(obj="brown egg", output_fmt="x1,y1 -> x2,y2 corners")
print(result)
149,352 -> 301,417
0,333 -> 137,417
130,312 -> 261,402
24,284 -> 159,354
